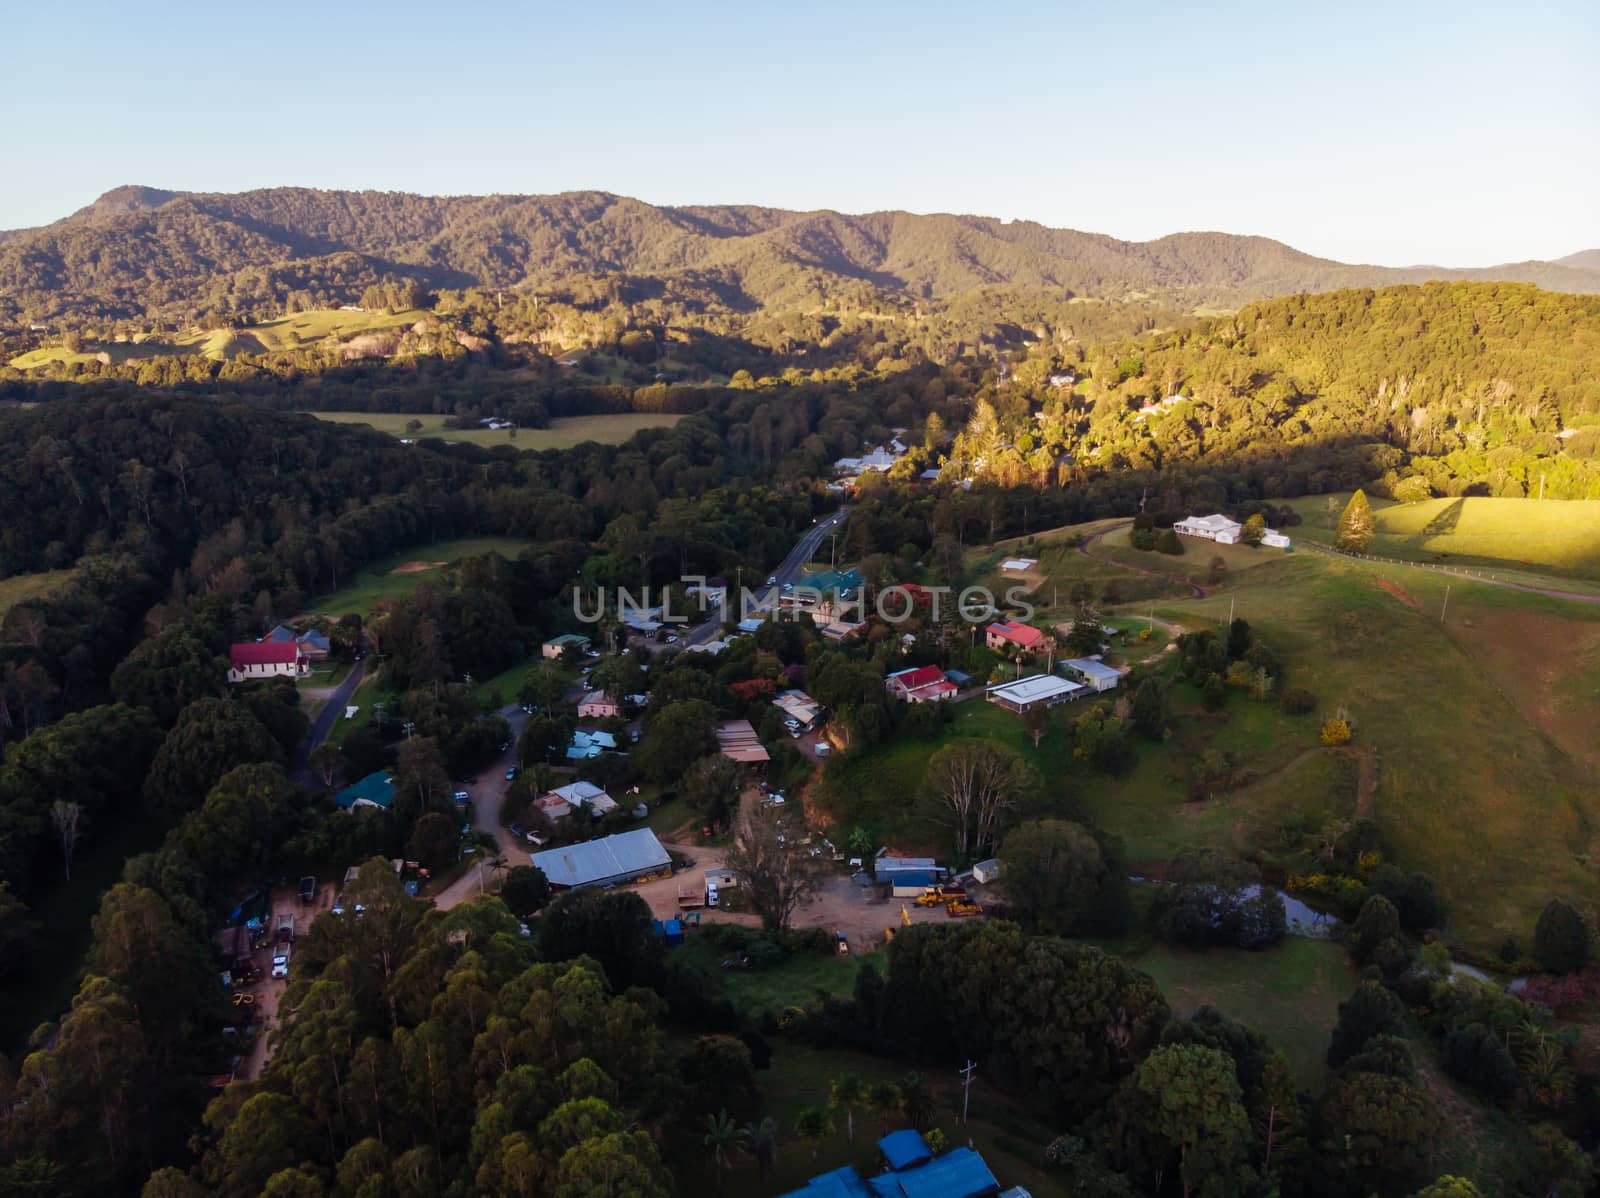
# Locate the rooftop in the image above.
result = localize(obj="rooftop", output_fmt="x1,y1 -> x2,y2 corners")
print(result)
335,770 -> 395,811
230,640 -> 304,667
987,620 -> 1046,649
988,673 -> 1082,704
1063,657 -> 1121,683
717,719 -> 770,764
529,828 -> 670,889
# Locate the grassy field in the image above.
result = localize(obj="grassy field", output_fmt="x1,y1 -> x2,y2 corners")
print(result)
305,536 -> 532,617
0,568 -> 77,624
8,309 -> 430,369
309,409 -> 685,449
1130,938 -> 1358,1090
1286,493 -> 1600,584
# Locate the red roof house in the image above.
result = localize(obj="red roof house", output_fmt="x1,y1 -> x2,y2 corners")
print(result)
985,621 -> 1047,653
228,641 -> 308,684
885,665 -> 959,703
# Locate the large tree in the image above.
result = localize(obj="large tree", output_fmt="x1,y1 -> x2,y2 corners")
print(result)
1336,489 -> 1376,553
1000,819 -> 1126,936
724,804 -> 823,932
926,738 -> 1038,859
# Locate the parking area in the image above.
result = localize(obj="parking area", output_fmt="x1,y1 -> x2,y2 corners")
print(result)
232,880 -> 335,1082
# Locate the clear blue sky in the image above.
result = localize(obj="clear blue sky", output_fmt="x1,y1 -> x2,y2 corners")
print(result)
5,0 -> 1595,265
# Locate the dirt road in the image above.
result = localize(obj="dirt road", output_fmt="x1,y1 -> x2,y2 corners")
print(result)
433,707 -> 532,911
1078,522 -> 1209,599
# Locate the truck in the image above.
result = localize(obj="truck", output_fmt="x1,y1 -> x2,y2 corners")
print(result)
677,885 -> 706,909
276,913 -> 295,945
298,875 -> 316,904
271,940 -> 291,980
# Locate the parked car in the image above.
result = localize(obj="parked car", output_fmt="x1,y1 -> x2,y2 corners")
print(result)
505,766 -> 518,781
509,823 -> 526,840
706,884 -> 720,907
453,789 -> 470,803
271,944 -> 290,979
297,876 -> 316,904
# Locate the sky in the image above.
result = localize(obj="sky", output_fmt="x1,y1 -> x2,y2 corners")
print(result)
4,0 -> 1596,266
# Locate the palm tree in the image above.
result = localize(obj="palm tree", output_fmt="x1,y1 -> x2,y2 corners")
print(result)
867,1080 -> 903,1136
900,1071 -> 936,1131
486,849 -> 510,890
829,1072 -> 867,1145
794,1106 -> 835,1161
702,1109 -> 746,1195
743,1117 -> 778,1182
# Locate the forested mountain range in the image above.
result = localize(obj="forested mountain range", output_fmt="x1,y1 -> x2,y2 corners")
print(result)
3,184 -> 1597,325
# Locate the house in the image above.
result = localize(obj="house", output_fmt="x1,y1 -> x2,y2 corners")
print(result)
530,828 -> 671,890
885,665 -> 957,703
1261,529 -> 1293,549
772,688 -> 823,729
919,467 -> 943,483
998,557 -> 1037,575
566,729 -> 618,761
577,690 -> 620,719
1174,513 -> 1243,544
265,624 -> 332,662
986,673 -> 1083,714
973,859 -> 1001,884
1062,657 -> 1121,693
542,633 -> 590,660
716,720 -> 770,765
736,617 -> 765,634
985,621 -> 1047,654
537,780 -> 617,820
335,771 -> 395,812
228,641 -> 308,683
779,1131 -> 1006,1198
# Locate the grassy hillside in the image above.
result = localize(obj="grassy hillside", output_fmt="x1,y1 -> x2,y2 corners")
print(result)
1286,493 -> 1600,584
309,410 -> 684,449
824,526 -> 1600,953
0,568 -> 77,625
305,535 -> 532,617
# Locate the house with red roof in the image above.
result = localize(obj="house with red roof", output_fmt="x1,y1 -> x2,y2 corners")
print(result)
228,641 -> 309,684
986,620 -> 1047,654
885,664 -> 958,703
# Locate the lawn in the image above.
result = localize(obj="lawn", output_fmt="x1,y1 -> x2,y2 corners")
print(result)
308,409 -> 685,449
674,936 -> 880,1015
1129,938 -> 1358,1090
1285,493 -> 1600,585
0,567 -> 77,624
303,536 -> 532,617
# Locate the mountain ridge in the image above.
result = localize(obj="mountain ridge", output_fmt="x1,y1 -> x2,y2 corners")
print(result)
3,185 -> 1597,323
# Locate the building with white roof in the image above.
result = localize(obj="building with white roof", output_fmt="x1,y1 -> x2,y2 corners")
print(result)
1174,513 -> 1243,544
986,673 -> 1084,714
1062,658 -> 1121,693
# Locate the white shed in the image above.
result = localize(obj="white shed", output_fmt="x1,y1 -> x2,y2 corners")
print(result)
973,859 -> 1001,884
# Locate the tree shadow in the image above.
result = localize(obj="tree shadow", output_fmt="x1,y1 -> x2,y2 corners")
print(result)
1415,497 -> 1465,542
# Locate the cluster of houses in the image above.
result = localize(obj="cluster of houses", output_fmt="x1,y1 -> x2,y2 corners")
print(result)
476,416 -> 516,431
1174,512 -> 1292,549
831,433 -> 908,484
533,779 -> 620,821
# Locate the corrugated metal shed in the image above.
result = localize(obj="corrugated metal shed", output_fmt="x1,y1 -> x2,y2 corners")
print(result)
867,1148 -> 999,1198
879,1130 -> 933,1171
781,1166 -> 875,1198
530,828 -> 670,889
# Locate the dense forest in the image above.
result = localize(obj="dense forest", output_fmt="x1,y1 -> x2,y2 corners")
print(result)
2,185 -> 1597,330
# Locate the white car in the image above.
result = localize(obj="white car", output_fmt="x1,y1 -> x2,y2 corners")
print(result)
706,884 -> 720,907
271,949 -> 289,979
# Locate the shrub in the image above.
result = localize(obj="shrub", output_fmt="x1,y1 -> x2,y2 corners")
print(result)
1156,529 -> 1184,555
1279,687 -> 1316,715
1534,898 -> 1590,974
1320,718 -> 1352,746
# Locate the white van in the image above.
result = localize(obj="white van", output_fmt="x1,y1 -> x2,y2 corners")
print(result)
706,884 -> 720,908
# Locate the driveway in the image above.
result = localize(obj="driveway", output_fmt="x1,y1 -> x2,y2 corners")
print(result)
234,880 -> 336,1081
432,706 -> 530,910
291,658 -> 367,785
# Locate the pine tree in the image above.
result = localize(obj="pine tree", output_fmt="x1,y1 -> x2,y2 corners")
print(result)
1337,489 -> 1376,553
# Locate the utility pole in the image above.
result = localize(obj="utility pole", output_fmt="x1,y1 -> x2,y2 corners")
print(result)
959,1060 -> 977,1124
1228,596 -> 1235,626
1539,474 -> 1546,501
1440,584 -> 1450,623
830,531 -> 839,569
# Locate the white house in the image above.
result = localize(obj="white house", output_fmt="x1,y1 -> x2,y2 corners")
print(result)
228,642 -> 308,684
542,633 -> 590,660
1261,529 -> 1293,549
986,674 -> 1083,714
1174,513 -> 1243,544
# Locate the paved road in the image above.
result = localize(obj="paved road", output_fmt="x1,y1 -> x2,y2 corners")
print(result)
433,707 -> 531,910
682,506 -> 850,645
291,659 -> 367,786
1077,521 -> 1209,599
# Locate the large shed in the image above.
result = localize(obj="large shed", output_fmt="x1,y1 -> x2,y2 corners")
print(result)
530,828 -> 671,890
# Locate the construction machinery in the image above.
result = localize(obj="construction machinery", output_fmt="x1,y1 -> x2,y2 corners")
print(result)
915,885 -> 969,908
945,898 -> 983,918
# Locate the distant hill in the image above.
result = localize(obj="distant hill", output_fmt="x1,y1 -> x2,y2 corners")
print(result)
3,185 -> 1598,323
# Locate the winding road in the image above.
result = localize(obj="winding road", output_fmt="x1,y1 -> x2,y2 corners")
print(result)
291,658 -> 367,786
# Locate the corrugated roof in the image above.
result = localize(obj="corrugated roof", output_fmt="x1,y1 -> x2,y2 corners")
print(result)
880,1131 -> 934,1172
530,828 -> 670,889
868,1148 -> 999,1198
989,674 -> 1081,704
335,771 -> 395,810
231,641 -> 303,668
1064,658 -> 1120,683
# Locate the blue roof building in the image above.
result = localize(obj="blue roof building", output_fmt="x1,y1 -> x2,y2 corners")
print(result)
781,1134 -> 1003,1198
335,771 -> 395,811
